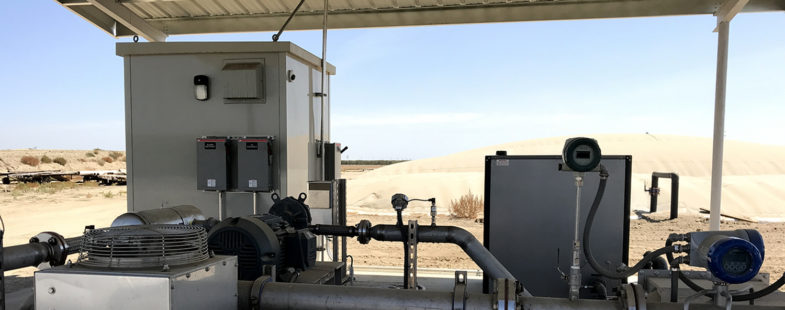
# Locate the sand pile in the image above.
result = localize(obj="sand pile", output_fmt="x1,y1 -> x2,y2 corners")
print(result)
347,134 -> 785,220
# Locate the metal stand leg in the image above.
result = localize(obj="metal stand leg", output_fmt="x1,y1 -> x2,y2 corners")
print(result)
568,174 -> 583,301
218,191 -> 225,220
252,192 -> 258,215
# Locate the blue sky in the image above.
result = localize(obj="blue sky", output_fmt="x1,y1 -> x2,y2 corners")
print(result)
1,2 -> 784,159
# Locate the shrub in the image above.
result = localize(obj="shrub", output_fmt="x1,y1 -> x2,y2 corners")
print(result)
449,192 -> 483,219
93,148 -> 101,154
96,159 -> 105,166
102,191 -> 114,198
40,155 -> 52,164
85,152 -> 95,158
102,156 -> 114,163
109,151 -> 123,160
121,156 -> 126,162
21,156 -> 40,166
82,181 -> 100,187
53,157 -> 67,166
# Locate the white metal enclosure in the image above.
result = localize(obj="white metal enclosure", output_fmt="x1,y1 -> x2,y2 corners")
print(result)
118,42 -> 335,219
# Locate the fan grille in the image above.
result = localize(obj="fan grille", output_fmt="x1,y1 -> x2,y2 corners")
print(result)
78,224 -> 209,268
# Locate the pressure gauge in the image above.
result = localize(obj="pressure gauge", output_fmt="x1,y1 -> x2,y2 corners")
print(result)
562,137 -> 602,172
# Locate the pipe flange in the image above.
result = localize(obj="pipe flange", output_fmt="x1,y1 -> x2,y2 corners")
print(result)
33,231 -> 68,267
356,220 -> 372,244
250,275 -> 272,310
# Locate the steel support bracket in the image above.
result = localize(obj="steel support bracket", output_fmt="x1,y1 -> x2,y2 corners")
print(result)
493,278 -> 516,310
453,271 -> 468,310
406,220 -> 418,290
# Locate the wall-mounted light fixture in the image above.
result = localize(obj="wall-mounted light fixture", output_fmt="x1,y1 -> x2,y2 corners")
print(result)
194,75 -> 209,101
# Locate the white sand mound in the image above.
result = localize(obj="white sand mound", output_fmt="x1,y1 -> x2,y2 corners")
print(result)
347,134 -> 785,220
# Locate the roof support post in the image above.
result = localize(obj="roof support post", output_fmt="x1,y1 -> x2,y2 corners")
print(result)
87,0 -> 167,42
708,16 -> 735,231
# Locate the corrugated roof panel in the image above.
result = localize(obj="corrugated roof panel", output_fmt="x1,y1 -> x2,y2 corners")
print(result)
243,0 -> 279,14
219,0 -> 253,15
193,0 -> 231,16
175,1 -> 210,16
54,0 -> 785,40
156,2 -> 192,18
132,2 -> 171,19
124,3 -> 153,19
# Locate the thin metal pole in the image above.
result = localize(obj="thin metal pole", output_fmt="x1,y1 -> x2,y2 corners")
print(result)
319,0 -> 328,179
252,192 -> 257,214
218,191 -> 224,220
709,21 -> 730,231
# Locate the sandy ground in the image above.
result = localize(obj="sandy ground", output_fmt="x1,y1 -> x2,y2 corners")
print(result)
0,182 -> 127,292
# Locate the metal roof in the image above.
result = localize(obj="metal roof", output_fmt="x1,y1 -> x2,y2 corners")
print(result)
58,0 -> 785,41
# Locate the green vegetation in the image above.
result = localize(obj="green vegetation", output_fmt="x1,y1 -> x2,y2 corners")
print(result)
11,182 -> 77,196
96,159 -> 106,166
85,152 -> 95,158
40,155 -> 52,164
20,155 -> 40,166
449,192 -> 483,219
341,160 -> 408,166
53,157 -> 67,166
109,151 -> 123,160
102,191 -> 114,198
93,148 -> 101,154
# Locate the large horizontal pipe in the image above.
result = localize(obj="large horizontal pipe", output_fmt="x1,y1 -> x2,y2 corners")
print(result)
258,282 -> 493,310
256,282 -> 785,310
2,235 -> 82,271
2,243 -> 51,271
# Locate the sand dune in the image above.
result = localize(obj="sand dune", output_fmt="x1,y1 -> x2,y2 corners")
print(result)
347,134 -> 785,220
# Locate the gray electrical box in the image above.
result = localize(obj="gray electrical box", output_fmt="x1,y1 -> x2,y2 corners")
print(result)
196,137 -> 230,191
234,136 -> 273,192
484,155 -> 631,299
324,143 -> 342,181
35,256 -> 237,310
118,42 -> 335,218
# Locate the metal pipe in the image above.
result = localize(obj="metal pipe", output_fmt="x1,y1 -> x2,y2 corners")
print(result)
310,223 -> 523,293
253,192 -> 258,215
317,0 -> 329,178
709,20 -> 730,231
370,225 -> 518,285
1,243 -> 50,271
258,282 -> 493,310
111,205 -> 205,227
569,174 -> 583,300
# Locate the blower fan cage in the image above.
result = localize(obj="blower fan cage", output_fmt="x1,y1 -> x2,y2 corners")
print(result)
77,224 -> 210,269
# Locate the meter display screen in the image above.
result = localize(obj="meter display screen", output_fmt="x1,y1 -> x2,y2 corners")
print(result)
722,247 -> 753,275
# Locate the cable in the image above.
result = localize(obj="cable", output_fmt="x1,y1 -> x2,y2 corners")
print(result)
583,166 -> 678,279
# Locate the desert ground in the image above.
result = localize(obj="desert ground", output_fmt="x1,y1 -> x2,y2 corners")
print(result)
1,134 -> 784,295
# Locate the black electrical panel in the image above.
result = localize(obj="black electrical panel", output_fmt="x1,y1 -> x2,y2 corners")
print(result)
233,137 -> 274,191
196,137 -> 230,191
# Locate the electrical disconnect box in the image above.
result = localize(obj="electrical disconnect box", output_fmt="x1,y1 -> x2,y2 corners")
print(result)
197,137 -> 230,191
234,137 -> 274,191
324,143 -> 342,181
